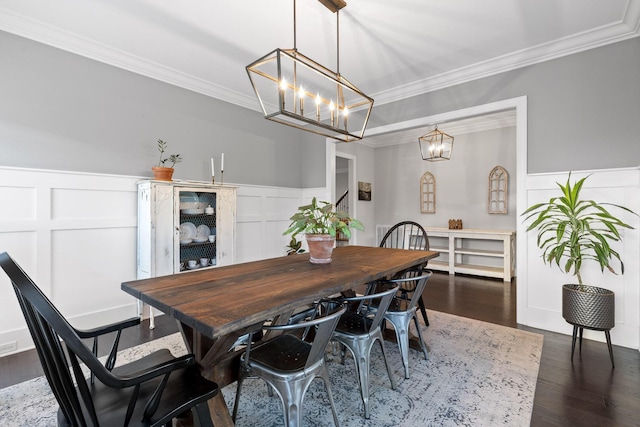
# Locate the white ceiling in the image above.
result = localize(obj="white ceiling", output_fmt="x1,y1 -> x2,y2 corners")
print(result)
1,0 -> 639,143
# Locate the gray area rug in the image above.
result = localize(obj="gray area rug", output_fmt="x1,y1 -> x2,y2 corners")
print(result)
0,311 -> 543,426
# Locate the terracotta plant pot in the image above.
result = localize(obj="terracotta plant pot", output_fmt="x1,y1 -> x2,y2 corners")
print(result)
562,284 -> 615,330
152,166 -> 174,181
305,234 -> 335,264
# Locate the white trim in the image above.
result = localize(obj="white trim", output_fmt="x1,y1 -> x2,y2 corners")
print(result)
1,6 -> 637,111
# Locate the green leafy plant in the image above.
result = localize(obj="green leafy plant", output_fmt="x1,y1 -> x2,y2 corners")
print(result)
522,173 -> 637,287
284,197 -> 364,239
156,139 -> 182,168
286,236 -> 305,255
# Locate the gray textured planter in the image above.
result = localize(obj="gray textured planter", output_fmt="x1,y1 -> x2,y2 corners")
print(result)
562,284 -> 615,330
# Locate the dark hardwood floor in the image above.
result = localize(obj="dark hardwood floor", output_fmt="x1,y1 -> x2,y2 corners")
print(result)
426,272 -> 640,427
2,272 -> 639,426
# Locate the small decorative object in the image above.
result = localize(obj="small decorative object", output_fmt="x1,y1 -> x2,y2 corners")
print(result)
522,173 -> 637,367
420,172 -> 436,213
488,166 -> 508,214
205,205 -> 214,215
358,181 -> 371,201
210,154 -> 224,184
448,219 -> 463,229
284,197 -> 363,264
152,139 -> 182,181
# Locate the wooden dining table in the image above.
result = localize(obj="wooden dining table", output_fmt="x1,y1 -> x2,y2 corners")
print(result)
122,245 -> 438,426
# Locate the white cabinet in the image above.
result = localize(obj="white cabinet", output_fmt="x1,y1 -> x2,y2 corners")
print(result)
137,180 -> 236,279
136,181 -> 236,326
424,227 -> 515,282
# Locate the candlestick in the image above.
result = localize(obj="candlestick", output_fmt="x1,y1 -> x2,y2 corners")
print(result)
212,175 -> 215,185
343,107 -> 349,132
220,170 -> 224,186
279,78 -> 287,110
315,93 -> 321,121
299,86 -> 304,116
329,101 -> 335,127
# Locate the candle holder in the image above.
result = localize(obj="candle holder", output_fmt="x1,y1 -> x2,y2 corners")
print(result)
211,175 -> 215,185
220,171 -> 224,186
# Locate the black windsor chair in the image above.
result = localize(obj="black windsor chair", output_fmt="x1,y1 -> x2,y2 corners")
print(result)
0,252 -> 218,427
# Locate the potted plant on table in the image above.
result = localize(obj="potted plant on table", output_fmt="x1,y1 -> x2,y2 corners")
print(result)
152,139 -> 182,181
522,173 -> 637,365
284,197 -> 363,264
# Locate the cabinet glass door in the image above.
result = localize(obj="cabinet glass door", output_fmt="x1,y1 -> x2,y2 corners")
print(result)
178,190 -> 217,271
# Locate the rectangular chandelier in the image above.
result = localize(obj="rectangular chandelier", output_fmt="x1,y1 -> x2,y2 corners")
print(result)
418,126 -> 454,161
246,0 -> 373,143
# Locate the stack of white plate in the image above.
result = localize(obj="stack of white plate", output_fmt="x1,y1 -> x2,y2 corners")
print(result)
180,192 -> 206,214
179,222 -> 197,244
194,224 -> 210,243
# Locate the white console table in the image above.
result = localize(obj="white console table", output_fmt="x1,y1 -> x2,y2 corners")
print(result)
424,227 -> 515,282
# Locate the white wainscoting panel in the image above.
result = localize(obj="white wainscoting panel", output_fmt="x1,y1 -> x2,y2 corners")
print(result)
235,186 -> 328,263
0,167 -> 140,356
517,168 -> 640,350
0,167 -> 331,355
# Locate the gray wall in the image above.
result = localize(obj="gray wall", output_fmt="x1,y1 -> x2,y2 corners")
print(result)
0,31 -> 325,188
1,30 -> 638,189
369,37 -> 640,174
374,127 -> 517,230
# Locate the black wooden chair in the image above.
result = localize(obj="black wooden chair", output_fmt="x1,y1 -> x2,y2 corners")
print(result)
379,221 -> 431,327
232,301 -> 347,427
0,252 -> 218,427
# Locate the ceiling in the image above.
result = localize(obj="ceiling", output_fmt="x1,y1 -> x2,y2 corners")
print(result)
1,0 -> 638,143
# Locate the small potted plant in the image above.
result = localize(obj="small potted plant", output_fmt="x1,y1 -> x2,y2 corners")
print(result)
152,139 -> 182,181
284,197 -> 363,264
522,172 -> 637,364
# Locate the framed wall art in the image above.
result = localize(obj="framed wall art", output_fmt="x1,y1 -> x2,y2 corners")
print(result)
358,181 -> 372,201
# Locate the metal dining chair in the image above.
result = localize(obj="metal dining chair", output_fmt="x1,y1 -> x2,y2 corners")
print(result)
330,283 -> 400,419
0,252 -> 218,427
380,221 -> 431,327
233,301 -> 347,427
382,270 -> 432,379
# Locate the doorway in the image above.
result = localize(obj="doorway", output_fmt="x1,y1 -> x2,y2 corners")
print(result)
334,152 -> 356,245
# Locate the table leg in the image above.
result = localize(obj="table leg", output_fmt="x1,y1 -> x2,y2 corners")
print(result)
207,394 -> 235,427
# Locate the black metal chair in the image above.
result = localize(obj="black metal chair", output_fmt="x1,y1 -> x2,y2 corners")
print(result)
382,270 -> 432,379
380,221 -> 431,327
232,301 -> 347,427
0,252 -> 218,427
330,284 -> 400,419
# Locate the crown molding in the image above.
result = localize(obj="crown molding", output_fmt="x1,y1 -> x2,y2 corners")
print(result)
370,6 -> 640,106
0,7 -> 261,111
1,5 -> 638,112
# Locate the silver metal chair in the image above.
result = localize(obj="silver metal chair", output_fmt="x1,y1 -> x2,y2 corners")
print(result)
382,270 -> 432,379
232,302 -> 347,427
331,284 -> 400,419
380,221 -> 431,327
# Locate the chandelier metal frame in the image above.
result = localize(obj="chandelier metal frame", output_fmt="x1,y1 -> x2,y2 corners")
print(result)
246,0 -> 373,142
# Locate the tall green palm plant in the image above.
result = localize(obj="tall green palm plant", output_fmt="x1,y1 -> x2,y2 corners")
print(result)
522,173 -> 637,287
